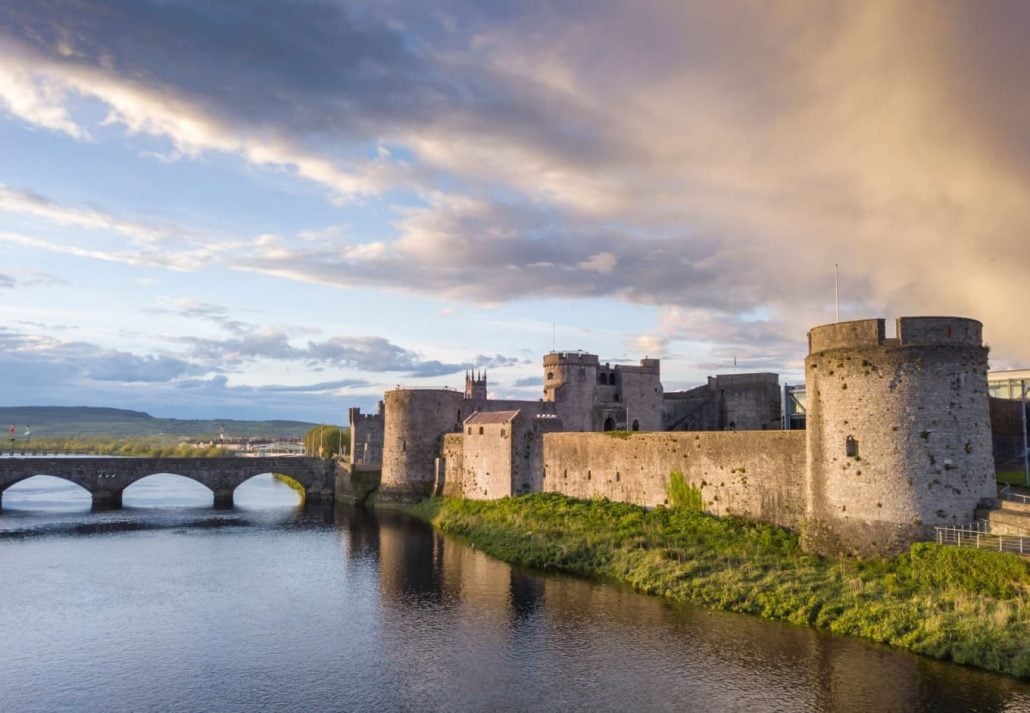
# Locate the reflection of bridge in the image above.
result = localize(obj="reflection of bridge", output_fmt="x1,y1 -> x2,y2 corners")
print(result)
0,457 -> 335,510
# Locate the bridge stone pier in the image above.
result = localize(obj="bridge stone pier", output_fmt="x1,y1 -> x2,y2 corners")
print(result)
0,457 -> 335,510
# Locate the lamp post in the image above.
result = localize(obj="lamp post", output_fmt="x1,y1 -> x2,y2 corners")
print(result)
1021,382 -> 1029,487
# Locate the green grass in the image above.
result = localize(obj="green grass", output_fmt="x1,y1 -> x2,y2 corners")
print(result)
409,493 -> 1030,679
998,470 -> 1029,487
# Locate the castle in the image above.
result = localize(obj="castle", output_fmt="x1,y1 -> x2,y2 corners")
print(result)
345,316 -> 997,556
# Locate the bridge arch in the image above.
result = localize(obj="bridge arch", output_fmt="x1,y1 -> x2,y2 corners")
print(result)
234,472 -> 307,507
121,473 -> 216,508
0,474 -> 92,511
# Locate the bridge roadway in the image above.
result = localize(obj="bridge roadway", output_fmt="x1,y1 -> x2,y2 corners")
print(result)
0,456 -> 335,510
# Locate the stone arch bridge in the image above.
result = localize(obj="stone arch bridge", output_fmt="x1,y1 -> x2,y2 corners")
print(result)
0,457 -> 335,510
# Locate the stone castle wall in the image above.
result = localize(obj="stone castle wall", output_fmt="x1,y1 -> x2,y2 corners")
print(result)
662,374 -> 781,431
461,415 -> 517,500
542,431 -> 805,526
617,364 -> 664,431
380,391 -> 557,503
440,433 -> 465,498
804,317 -> 995,555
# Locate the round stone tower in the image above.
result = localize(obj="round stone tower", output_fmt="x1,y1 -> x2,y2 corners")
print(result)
543,351 -> 599,431
379,388 -> 466,504
803,317 -> 995,556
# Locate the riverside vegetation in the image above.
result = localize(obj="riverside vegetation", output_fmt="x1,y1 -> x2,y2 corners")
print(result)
7,436 -> 229,458
409,474 -> 1030,679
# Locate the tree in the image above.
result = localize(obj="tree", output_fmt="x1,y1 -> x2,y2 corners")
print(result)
303,424 -> 348,459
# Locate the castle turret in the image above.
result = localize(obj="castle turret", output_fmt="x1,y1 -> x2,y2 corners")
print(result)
803,317 -> 995,555
543,352 -> 600,431
379,388 -> 466,503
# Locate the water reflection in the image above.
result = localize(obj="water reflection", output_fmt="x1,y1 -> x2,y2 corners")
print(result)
0,491 -> 1028,713
340,504 -> 1030,713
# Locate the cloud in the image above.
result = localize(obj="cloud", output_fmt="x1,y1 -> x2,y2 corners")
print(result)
0,327 -> 377,420
0,273 -> 13,288
472,354 -> 526,369
0,327 -> 205,385
512,376 -> 543,388
85,353 -> 204,382
634,306 -> 810,376
0,0 -> 1028,369
172,328 -> 491,378
148,297 -> 250,334
0,2 -> 423,200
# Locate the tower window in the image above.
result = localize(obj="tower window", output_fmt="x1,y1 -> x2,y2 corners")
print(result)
846,436 -> 859,458
500,429 -> 506,437
479,426 -> 484,435
547,372 -> 554,380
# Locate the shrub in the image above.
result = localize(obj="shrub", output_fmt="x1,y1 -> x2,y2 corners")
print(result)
667,470 -> 702,511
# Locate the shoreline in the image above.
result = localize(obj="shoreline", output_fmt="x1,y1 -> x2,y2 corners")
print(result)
408,493 -> 1030,680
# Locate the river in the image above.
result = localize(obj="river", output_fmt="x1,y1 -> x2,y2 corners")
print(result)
1,474 -> 1028,712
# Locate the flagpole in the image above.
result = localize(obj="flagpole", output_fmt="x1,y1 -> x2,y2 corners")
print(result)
834,264 -> 840,322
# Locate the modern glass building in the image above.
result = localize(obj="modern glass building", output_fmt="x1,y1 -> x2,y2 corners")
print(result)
987,369 -> 1030,401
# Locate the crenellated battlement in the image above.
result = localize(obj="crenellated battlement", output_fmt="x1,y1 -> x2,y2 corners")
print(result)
896,316 -> 982,347
808,316 -> 984,355
808,319 -> 886,354
543,351 -> 600,366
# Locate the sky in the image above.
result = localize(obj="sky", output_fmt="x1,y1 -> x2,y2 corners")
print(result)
0,1 -> 1028,423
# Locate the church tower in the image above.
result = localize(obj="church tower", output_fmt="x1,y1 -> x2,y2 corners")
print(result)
465,369 -> 488,401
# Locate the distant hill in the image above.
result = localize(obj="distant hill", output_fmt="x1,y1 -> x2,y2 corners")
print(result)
0,406 -> 321,439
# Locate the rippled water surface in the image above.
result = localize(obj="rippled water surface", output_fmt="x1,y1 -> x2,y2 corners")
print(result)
2,475 -> 1029,712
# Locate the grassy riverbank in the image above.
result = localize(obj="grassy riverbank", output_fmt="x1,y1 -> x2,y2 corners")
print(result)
409,493 -> 1030,679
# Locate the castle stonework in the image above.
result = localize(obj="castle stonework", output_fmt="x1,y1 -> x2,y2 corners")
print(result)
663,373 -> 781,432
356,315 -> 997,555
543,353 -> 663,432
802,317 -> 996,555
376,381 -> 559,504
349,401 -> 385,466
379,389 -> 467,504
